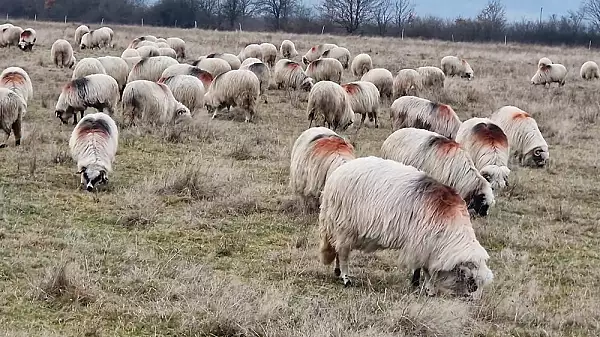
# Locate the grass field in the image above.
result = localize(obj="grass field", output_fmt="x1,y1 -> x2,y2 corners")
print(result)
1,19 -> 600,336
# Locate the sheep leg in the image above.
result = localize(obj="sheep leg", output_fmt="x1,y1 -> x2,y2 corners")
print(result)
12,119 -> 21,146
334,255 -> 341,277
0,130 -> 10,148
411,268 -> 421,287
337,245 -> 352,287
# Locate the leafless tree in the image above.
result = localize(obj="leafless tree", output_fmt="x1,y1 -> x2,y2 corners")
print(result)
373,0 -> 394,36
393,0 -> 415,31
476,0 -> 506,30
582,0 -> 600,31
319,0 -> 382,33
257,0 -> 298,30
221,0 -> 257,29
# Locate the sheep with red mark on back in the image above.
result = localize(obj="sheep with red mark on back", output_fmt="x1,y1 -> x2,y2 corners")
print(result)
390,96 -> 461,139
273,59 -> 314,91
55,74 -> 119,125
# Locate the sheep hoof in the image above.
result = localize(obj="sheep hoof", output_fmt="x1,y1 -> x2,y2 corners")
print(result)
0,143 -> 7,149
15,139 -> 20,146
342,276 -> 352,287
334,267 -> 341,277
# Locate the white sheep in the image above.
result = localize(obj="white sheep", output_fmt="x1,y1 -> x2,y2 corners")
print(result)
319,156 -> 494,295
72,58 -> 107,80
0,88 -> 27,148
306,58 -> 343,84
260,43 -> 278,67
51,39 -> 76,69
136,45 -> 160,58
490,105 -> 549,167
241,57 -> 262,67
341,81 -> 380,128
167,37 -> 186,60
274,59 -> 314,91
98,27 -> 114,45
280,40 -> 298,59
200,53 -> 241,70
361,68 -> 393,101
194,57 -> 232,77
121,48 -> 139,58
158,75 -> 205,114
240,61 -> 271,103
381,128 -> 495,217
538,57 -> 552,69
161,64 -> 213,89
74,25 -> 90,45
55,74 -> 120,125
441,56 -> 474,80
128,35 -> 157,49
390,96 -> 461,139
321,47 -> 351,69
350,53 -> 372,77
289,127 -> 355,211
127,56 -> 179,83
531,63 -> 567,87
69,112 -> 118,192
204,69 -> 260,122
156,41 -> 170,49
0,67 -> 33,104
302,43 -> 338,65
158,47 -> 177,59
393,68 -> 422,98
18,28 -> 36,51
1,26 -> 23,47
238,43 -> 262,61
80,29 -> 111,49
122,57 -> 142,71
580,61 -> 599,80
122,80 -> 191,125
307,81 -> 354,131
97,56 -> 129,95
416,66 -> 445,89
135,40 -> 158,49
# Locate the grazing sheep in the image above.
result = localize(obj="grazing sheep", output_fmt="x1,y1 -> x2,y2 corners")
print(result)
289,127 -> 355,211
72,58 -> 107,80
158,47 -> 177,59
456,117 -> 511,191
121,48 -> 139,58
158,75 -> 205,113
393,69 -> 423,98
0,67 -> 33,104
166,37 -> 186,60
238,43 -> 263,61
127,56 -> 179,83
156,38 -> 167,43
240,57 -> 262,67
361,68 -> 393,101
319,156 -> 494,295
18,28 -> 36,51
538,57 -> 552,69
55,74 -> 119,125
351,53 -> 372,77
381,128 -> 495,217
390,96 -> 461,139
80,29 -> 111,49
531,63 -> 567,87
140,35 -> 157,42
240,61 -> 271,103
1,26 -> 23,47
416,66 -> 445,89
135,40 -> 158,49
260,43 -> 278,67
341,81 -> 379,128
321,47 -> 351,69
202,53 -> 241,70
302,44 -> 338,65
274,59 -> 314,91
580,61 -> 599,80
490,105 -> 549,167
122,80 -> 191,125
74,25 -> 90,45
136,45 -> 160,58
280,40 -> 298,59
307,81 -> 354,131
161,64 -> 213,89
0,88 -> 26,148
97,56 -> 129,95
441,56 -> 474,80
194,58 -> 231,77
156,42 -> 170,49
98,27 -> 114,44
128,35 -> 157,49
306,58 -> 343,83
122,57 -> 142,71
204,69 -> 260,122
51,39 -> 77,69
69,112 -> 118,192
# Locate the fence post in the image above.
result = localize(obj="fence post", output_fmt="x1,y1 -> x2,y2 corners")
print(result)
64,16 -> 67,23
34,14 -> 37,22
401,28 -> 404,40
321,26 -> 325,34
6,13 -> 8,21
452,34 -> 454,42
589,40 -> 592,50
504,35 -> 507,45
101,18 -> 104,25
174,20 -> 177,27
195,21 -> 197,29
141,18 -> 144,27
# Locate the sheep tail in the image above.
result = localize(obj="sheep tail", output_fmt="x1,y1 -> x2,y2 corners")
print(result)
319,232 -> 336,265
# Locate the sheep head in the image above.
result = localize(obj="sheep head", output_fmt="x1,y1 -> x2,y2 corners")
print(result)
523,146 -> 549,168
55,106 -> 76,125
426,261 -> 493,298
78,165 -> 108,192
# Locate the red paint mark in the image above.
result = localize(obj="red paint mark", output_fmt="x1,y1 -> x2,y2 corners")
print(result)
426,180 -> 467,220
312,136 -> 355,158
199,72 -> 213,87
512,111 -> 530,120
157,83 -> 170,93
157,77 -> 166,83
473,122 -> 508,148
437,104 -> 454,115
1,72 -> 25,86
342,83 -> 359,94
435,137 -> 460,155
21,31 -> 32,38
311,46 -> 316,52
286,62 -> 300,69
77,128 -> 107,139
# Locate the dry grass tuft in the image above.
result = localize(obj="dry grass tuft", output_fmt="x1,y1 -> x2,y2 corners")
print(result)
154,160 -> 223,201
37,262 -> 95,307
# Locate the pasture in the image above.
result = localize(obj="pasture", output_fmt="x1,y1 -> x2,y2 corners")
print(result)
1,20 -> 600,336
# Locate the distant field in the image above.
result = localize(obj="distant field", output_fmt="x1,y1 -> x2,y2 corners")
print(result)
0,20 -> 599,337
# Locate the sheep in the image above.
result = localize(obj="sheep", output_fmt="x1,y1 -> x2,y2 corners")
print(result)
140,35 -> 157,42
135,40 -> 158,49
158,47 -> 177,59
74,25 -> 90,45
123,57 -> 142,71
1,26 -> 23,47
158,75 -> 205,114
260,43 -> 278,68
393,69 -> 423,98
80,29 -> 112,49
302,44 -> 338,65
121,48 -> 139,58
390,96 -> 461,139
441,56 -> 474,80
167,37 -> 186,60
341,81 -> 379,128
136,45 -> 160,58
538,57 -> 552,69
72,58 -> 107,80
69,112 -> 118,192
97,56 -> 130,95
51,39 -> 76,69
307,81 -> 354,131
128,35 -> 157,49
156,41 -> 170,49
55,74 -> 120,125
240,57 -> 262,67
273,59 -> 314,91
351,53 -> 372,77
490,105 -> 549,167
318,155 -> 494,295
98,27 -> 114,44
194,58 -> 231,77
127,56 -> 179,83
289,127 -> 355,211
381,128 -> 495,217
321,47 -> 351,69
156,38 -> 167,43
18,28 -> 36,51
0,88 -> 27,148
240,61 -> 271,103
160,64 -> 213,89
238,43 -> 262,61
580,61 -> 599,80
456,118 -> 510,191
0,67 -> 33,104
121,80 -> 191,125
204,69 -> 260,123
201,53 -> 241,70
280,40 -> 298,59
306,58 -> 343,84
361,68 -> 393,101
416,66 -> 445,89
531,63 -> 567,87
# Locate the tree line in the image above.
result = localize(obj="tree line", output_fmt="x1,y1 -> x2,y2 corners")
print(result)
4,0 -> 600,47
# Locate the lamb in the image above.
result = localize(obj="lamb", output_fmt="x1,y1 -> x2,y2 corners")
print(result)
538,57 -> 552,69
302,44 -> 338,65
307,81 -> 354,131
136,45 -> 160,58
55,74 -> 120,125
381,128 -> 495,217
351,53 -> 372,77
202,53 -> 241,70
321,47 -> 351,69
167,37 -> 186,60
51,39 -> 76,69
240,57 -> 262,67
194,57 -> 231,77
80,29 -> 112,49
341,81 -> 379,128
280,40 -> 298,59
318,155 -> 494,295
158,75 -> 205,114
531,63 -> 567,87
0,67 -> 33,104
289,127 -> 355,211
240,61 -> 271,103
204,69 -> 260,123
274,59 -> 314,91
74,25 -> 90,46
126,56 -> 179,83
1,26 -> 23,47
72,58 -> 107,80
69,112 -> 118,192
260,43 -> 278,68
441,56 -> 474,80
158,47 -> 177,59
393,69 -> 423,98
0,88 -> 27,148
361,68 -> 393,101
306,58 -> 343,84
160,64 -> 213,89
416,66 -> 445,89
121,80 -> 191,125
238,44 -> 263,62
580,61 -> 599,80
490,105 -> 549,167
18,28 -> 36,51
456,118 -> 510,190
390,96 -> 461,139
97,56 -> 130,95
121,48 -> 139,58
